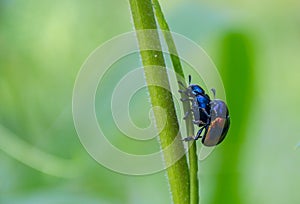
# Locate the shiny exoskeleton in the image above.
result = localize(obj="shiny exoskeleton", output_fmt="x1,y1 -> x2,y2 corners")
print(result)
179,75 -> 230,146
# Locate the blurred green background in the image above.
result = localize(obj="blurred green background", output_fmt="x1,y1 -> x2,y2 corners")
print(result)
1,0 -> 300,203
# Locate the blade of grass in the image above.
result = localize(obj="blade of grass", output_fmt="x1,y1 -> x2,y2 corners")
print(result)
129,1 -> 190,203
212,31 -> 255,204
152,1 -> 199,204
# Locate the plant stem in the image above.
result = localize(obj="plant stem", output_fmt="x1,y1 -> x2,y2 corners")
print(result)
152,1 -> 199,204
129,1 -> 190,203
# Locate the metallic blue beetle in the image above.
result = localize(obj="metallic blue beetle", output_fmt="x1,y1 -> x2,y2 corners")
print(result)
179,75 -> 230,146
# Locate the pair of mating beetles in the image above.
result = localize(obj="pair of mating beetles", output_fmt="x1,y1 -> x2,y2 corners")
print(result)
179,75 -> 230,146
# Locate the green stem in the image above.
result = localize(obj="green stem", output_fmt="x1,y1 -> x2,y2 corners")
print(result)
152,1 -> 199,204
129,1 -> 190,203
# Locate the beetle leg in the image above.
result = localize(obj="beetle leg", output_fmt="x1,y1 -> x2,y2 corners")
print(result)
193,120 -> 200,125
201,108 -> 210,117
196,125 -> 209,141
178,80 -> 186,88
178,89 -> 187,94
178,88 -> 192,97
182,126 -> 205,141
192,104 -> 198,108
194,126 -> 206,140
193,120 -> 206,126
183,109 -> 194,120
182,136 -> 196,141
180,97 -> 193,102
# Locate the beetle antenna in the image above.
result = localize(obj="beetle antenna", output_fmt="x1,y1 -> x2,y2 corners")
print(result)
178,80 -> 186,88
211,88 -> 216,99
188,75 -> 191,85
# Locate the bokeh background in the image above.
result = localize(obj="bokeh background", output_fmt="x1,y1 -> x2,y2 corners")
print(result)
1,0 -> 300,203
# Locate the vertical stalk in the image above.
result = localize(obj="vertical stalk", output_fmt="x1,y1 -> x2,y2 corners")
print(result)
152,1 -> 199,204
129,1 -> 190,203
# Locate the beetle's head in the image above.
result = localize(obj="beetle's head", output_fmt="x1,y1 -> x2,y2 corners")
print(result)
187,75 -> 206,96
189,84 -> 205,96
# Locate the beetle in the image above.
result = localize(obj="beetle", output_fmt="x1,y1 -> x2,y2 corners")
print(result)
179,75 -> 230,146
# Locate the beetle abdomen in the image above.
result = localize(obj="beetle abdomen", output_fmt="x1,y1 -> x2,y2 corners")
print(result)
202,117 -> 229,146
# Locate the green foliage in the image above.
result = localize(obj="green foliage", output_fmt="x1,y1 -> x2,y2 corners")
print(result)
211,31 -> 255,204
1,1 -> 300,204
